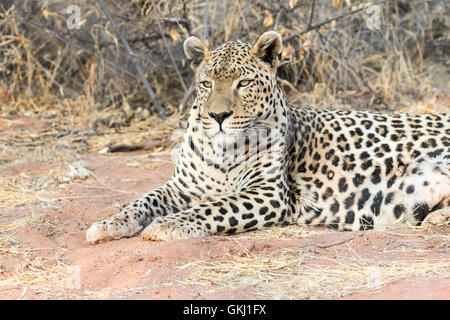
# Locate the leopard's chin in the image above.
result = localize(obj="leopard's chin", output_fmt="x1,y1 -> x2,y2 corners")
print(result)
209,131 -> 230,144
207,130 -> 246,150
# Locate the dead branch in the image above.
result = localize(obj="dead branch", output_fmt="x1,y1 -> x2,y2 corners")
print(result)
317,31 -> 390,109
152,0 -> 188,93
96,0 -> 166,119
178,82 -> 196,112
234,0 -> 253,40
314,234 -> 362,249
15,16 -> 139,80
203,0 -> 209,41
36,60 -> 79,98
306,0 -> 316,29
159,17 -> 192,34
284,0 -> 387,42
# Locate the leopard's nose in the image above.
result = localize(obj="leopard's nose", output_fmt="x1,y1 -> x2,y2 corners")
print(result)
208,111 -> 233,126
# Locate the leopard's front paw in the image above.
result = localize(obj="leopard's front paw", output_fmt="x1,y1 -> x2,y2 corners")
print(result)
86,219 -> 139,244
86,221 -> 112,244
141,218 -> 208,241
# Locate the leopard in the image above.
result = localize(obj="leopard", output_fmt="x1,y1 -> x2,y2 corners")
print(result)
86,31 -> 450,244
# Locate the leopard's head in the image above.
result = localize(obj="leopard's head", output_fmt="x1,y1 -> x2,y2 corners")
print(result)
184,31 -> 283,138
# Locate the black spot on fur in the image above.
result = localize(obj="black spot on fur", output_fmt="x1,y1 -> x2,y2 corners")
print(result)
384,157 -> 394,175
394,204 -> 406,219
338,177 -> 348,193
265,211 -> 276,221
387,176 -> 397,188
344,192 -> 355,209
357,188 -> 371,210
229,202 -> 239,213
244,219 -> 258,229
345,210 -> 355,224
329,217 -> 340,229
370,166 -> 381,184
370,191 -> 383,216
361,159 -> 373,170
352,174 -> 365,187
322,187 -> 334,201
228,217 -> 239,227
385,192 -> 395,205
270,200 -> 280,208
360,151 -> 370,160
413,203 -> 429,222
243,202 -> 254,210
406,185 -> 415,194
359,215 -> 374,230
330,200 -> 340,214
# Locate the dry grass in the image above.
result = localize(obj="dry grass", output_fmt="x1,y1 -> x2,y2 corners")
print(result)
0,159 -> 93,208
178,211 -> 450,299
396,96 -> 449,114
230,223 -> 333,240
0,213 -> 69,289
179,242 -> 450,299
0,176 -> 56,208
0,241 -> 67,288
179,223 -> 449,299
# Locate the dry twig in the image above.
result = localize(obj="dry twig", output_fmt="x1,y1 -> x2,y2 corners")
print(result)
284,0 -> 387,42
96,0 -> 166,118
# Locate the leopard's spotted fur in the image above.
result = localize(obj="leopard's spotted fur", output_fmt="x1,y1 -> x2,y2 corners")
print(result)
87,32 -> 450,243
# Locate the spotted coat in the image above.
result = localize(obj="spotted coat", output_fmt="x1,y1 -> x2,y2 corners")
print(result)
87,32 -> 450,243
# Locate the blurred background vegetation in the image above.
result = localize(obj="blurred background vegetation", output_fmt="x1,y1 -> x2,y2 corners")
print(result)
0,0 -> 449,131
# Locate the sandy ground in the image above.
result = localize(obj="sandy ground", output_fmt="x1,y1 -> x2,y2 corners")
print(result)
0,119 -> 449,300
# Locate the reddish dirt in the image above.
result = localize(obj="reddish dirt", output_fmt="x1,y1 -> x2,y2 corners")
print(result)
0,144 -> 449,300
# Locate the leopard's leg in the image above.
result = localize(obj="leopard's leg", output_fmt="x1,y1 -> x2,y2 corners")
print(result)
86,180 -> 195,244
141,189 -> 291,241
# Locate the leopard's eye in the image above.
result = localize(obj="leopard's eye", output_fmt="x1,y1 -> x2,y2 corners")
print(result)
200,81 -> 212,89
237,79 -> 252,89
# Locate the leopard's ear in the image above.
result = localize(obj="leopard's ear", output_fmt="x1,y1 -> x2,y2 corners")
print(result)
251,31 -> 283,70
183,36 -> 210,70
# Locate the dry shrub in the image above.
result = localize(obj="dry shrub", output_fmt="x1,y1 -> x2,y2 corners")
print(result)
0,0 -> 448,126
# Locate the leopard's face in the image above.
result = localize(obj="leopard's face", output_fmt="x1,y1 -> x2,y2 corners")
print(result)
184,32 -> 283,139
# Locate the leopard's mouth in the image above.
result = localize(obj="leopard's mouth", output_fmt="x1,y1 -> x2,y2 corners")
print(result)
204,127 -> 235,139
196,117 -> 274,141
